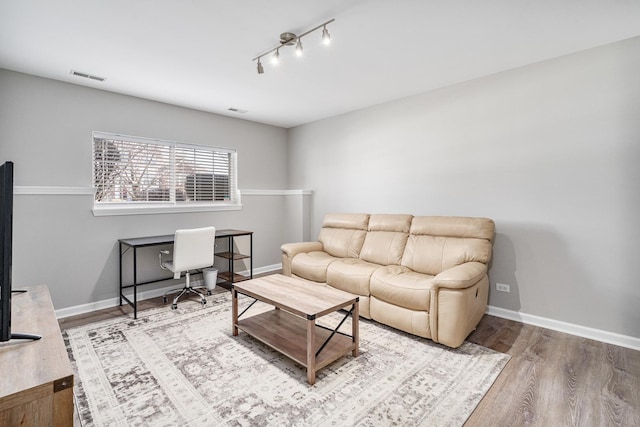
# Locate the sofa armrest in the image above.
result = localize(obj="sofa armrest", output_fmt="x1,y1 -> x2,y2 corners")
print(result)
281,242 -> 323,258
432,262 -> 487,289
429,262 -> 489,347
280,242 -> 324,276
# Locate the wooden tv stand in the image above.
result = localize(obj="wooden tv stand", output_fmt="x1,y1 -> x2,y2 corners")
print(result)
0,285 -> 74,426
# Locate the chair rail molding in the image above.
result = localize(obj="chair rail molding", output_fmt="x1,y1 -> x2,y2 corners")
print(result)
240,189 -> 313,196
14,187 -> 312,197
14,186 -> 94,195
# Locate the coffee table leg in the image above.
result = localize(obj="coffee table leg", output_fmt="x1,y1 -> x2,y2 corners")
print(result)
307,318 -> 316,385
232,288 -> 238,336
352,301 -> 359,357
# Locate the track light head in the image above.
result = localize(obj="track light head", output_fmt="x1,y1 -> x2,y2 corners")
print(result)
295,38 -> 303,57
322,25 -> 331,45
271,49 -> 280,65
257,59 -> 264,74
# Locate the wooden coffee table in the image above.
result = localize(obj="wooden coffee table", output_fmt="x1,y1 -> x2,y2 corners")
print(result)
231,274 -> 359,385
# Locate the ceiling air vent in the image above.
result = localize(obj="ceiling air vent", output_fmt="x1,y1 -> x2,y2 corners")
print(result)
70,70 -> 106,82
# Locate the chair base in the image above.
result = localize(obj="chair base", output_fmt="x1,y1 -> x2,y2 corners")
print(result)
163,287 -> 210,309
162,272 -> 211,309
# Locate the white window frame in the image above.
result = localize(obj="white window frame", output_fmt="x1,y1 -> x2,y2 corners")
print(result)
91,132 -> 241,216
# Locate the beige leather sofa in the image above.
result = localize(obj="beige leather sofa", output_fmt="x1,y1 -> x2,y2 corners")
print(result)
281,213 -> 495,348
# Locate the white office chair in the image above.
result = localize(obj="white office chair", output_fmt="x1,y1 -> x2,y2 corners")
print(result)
159,226 -> 216,309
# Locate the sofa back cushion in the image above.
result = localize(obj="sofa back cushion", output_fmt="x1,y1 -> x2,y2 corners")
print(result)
318,213 -> 369,258
401,216 -> 495,275
359,214 -> 412,265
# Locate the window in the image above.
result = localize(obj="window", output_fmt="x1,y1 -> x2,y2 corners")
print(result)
92,132 -> 239,215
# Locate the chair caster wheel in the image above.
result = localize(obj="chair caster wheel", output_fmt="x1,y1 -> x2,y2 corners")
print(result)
201,299 -> 207,305
163,296 -> 167,303
171,304 -> 178,310
207,290 -> 212,296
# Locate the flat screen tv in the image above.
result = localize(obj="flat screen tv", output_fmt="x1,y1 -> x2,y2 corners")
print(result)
0,161 -> 40,342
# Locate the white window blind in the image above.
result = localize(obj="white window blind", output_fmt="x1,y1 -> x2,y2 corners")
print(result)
93,132 -> 238,210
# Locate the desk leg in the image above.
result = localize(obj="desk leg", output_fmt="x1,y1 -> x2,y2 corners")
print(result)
232,289 -> 239,336
119,242 -> 123,306
307,318 -> 316,385
133,248 -> 138,319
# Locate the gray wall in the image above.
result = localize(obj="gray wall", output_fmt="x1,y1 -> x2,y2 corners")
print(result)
0,69 -> 289,309
287,36 -> 640,339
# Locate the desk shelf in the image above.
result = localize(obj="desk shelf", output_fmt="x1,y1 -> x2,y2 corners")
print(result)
214,230 -> 253,289
218,271 -> 251,283
214,251 -> 251,260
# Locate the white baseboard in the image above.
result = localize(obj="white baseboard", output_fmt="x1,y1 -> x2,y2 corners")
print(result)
55,263 -> 283,319
246,263 -> 282,276
486,305 -> 640,351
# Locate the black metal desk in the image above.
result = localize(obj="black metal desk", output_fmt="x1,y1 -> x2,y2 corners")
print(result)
119,229 -> 253,318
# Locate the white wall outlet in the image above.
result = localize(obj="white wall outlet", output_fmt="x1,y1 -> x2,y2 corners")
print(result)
496,283 -> 511,293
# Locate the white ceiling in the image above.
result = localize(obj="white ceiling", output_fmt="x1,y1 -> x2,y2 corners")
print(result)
2,1 -> 640,128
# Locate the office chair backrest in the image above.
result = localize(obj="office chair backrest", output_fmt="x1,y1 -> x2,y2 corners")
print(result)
172,226 -> 216,276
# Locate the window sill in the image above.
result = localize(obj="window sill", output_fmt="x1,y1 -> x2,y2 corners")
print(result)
92,203 -> 242,217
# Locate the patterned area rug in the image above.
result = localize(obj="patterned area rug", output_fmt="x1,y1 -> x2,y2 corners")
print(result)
63,292 -> 509,426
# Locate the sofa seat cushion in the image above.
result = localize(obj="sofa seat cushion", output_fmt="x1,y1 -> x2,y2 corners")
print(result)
291,251 -> 340,283
326,258 -> 381,296
370,265 -> 434,311
370,297 -> 431,339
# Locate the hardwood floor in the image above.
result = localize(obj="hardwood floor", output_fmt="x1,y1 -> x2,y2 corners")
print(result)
59,285 -> 640,426
465,315 -> 640,426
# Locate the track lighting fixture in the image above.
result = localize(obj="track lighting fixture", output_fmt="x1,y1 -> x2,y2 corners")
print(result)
252,18 -> 334,74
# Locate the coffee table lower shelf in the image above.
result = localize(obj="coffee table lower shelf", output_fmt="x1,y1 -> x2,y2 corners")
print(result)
235,309 -> 356,383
